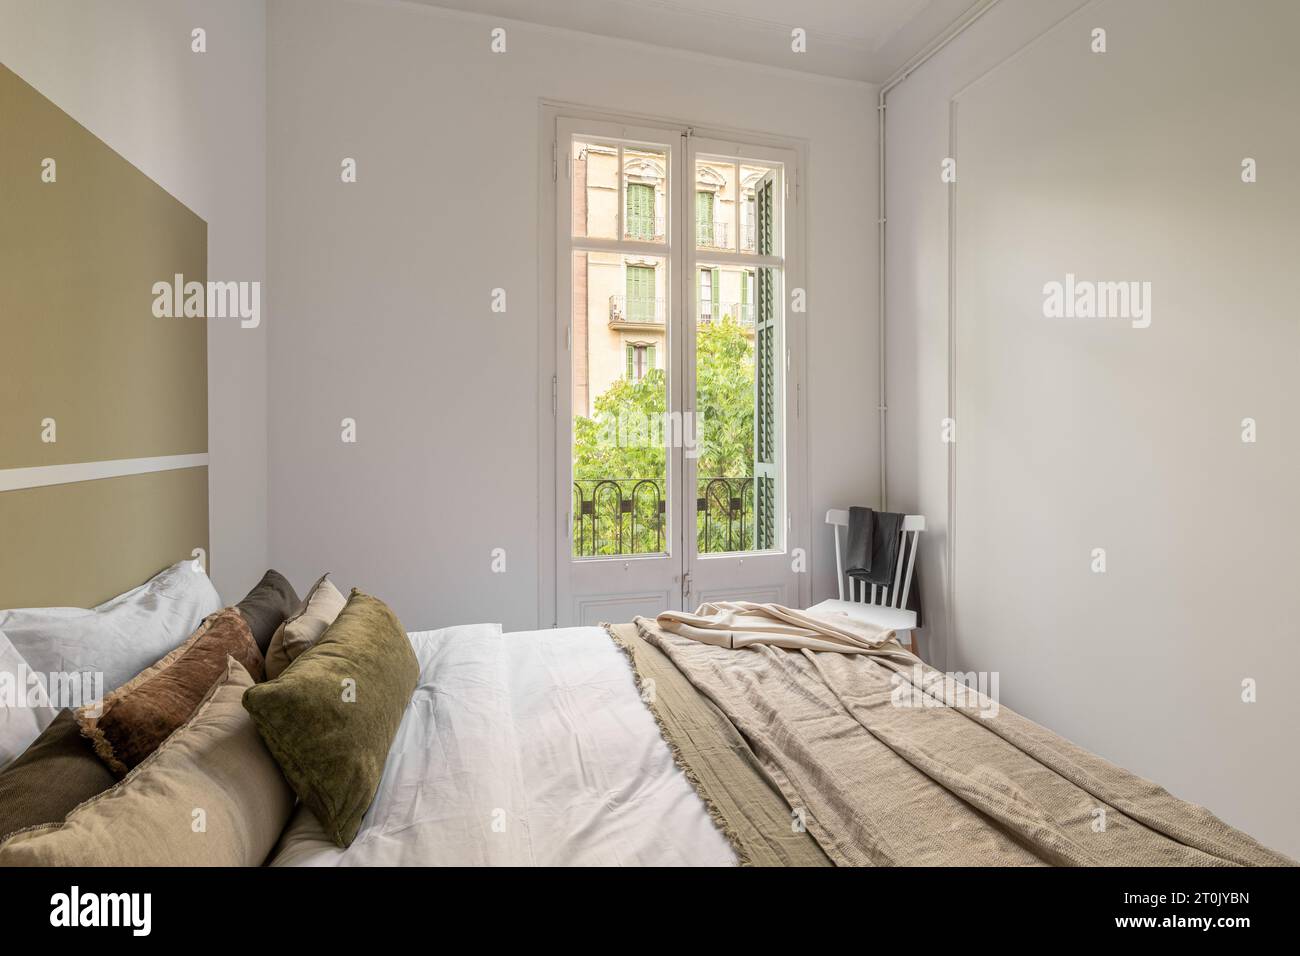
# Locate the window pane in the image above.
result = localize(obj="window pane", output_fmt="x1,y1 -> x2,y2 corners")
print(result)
738,163 -> 773,254
694,160 -> 733,250
572,251 -> 668,557
695,166 -> 782,555
694,260 -> 779,554
623,147 -> 667,242
571,140 -> 617,239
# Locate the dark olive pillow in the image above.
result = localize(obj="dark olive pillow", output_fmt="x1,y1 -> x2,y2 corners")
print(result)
236,570 -> 301,654
0,710 -> 116,840
242,589 -> 418,847
77,608 -> 265,775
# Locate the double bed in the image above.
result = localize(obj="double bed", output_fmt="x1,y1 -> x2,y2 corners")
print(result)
1,565 -> 1291,867
271,624 -> 734,866
271,612 -> 1289,868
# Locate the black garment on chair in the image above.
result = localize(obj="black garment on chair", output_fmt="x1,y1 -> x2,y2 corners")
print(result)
845,507 -> 902,588
844,506 -> 874,581
845,507 -> 924,628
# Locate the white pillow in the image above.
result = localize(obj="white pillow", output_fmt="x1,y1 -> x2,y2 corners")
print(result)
0,561 -> 221,700
0,631 -> 58,769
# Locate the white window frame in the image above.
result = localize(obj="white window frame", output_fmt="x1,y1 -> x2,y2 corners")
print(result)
536,101 -> 809,627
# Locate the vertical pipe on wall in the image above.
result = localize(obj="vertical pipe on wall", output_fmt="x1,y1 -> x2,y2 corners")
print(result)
877,92 -> 888,510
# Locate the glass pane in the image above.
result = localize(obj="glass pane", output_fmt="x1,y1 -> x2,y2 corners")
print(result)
572,251 -> 668,557
694,159 -> 734,250
695,260 -> 779,554
622,146 -> 667,243
571,139 -> 618,239
738,163 -> 774,254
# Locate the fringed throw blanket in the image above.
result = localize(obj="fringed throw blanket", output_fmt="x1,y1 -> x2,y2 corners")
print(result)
610,603 -> 1293,867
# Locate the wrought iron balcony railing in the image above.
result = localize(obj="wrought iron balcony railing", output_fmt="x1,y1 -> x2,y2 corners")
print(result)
696,221 -> 730,249
699,302 -> 754,328
608,294 -> 666,326
572,476 -> 755,556
625,215 -> 666,241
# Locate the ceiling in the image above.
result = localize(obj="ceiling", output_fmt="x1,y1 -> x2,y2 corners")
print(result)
413,0 -> 982,83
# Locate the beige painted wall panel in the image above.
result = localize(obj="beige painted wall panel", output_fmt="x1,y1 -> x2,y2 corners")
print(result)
0,62 -> 207,469
0,466 -> 209,610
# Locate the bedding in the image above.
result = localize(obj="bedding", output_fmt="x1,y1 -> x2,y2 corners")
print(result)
244,589 -> 418,847
0,561 -> 221,696
0,658 -> 295,868
235,569 -> 301,654
269,623 -> 736,866
264,573 -> 345,679
0,657 -> 295,867
623,607 -> 1295,866
608,623 -> 830,866
78,608 -> 264,775
655,600 -> 905,653
0,711 -> 116,840
9,577 -> 1276,867
0,631 -> 58,768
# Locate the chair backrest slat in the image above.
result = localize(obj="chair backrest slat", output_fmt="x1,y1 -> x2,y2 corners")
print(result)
832,524 -> 845,601
824,509 -> 925,611
890,527 -> 906,607
900,531 -> 919,609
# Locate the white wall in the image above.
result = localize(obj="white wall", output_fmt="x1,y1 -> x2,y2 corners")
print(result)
0,0 -> 269,604
267,0 -> 878,632
886,0 -> 1300,856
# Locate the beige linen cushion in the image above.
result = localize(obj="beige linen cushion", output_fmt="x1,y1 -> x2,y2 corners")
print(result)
264,574 -> 346,679
0,657 -> 293,866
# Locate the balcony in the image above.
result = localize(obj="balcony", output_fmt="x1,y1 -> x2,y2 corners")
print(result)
625,215 -> 666,242
608,294 -> 666,328
698,221 -> 759,252
572,476 -> 756,556
699,301 -> 754,330
696,221 -> 730,249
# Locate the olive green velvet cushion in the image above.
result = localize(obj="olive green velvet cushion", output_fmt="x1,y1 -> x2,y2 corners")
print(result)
241,589 -> 418,847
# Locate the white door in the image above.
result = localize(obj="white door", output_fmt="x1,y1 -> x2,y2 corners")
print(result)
555,118 -> 684,625
554,118 -> 805,625
682,138 -> 805,608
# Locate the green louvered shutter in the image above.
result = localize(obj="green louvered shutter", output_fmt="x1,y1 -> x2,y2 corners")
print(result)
711,267 -> 720,320
627,183 -> 653,239
696,190 -> 713,246
647,343 -> 656,371
626,265 -> 654,323
740,269 -> 750,326
753,173 -> 777,550
625,343 -> 634,380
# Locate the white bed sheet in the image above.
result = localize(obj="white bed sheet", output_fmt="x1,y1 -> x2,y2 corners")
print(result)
269,623 -> 736,867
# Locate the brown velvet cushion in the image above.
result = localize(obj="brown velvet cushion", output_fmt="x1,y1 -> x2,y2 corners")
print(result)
0,710 -> 116,840
77,608 -> 264,775
236,569 -> 301,654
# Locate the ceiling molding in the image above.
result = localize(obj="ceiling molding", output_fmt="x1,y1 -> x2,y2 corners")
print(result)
401,0 -> 989,83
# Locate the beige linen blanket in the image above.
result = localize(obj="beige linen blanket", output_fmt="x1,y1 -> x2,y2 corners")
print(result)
655,600 -> 913,656
619,602 -> 1292,867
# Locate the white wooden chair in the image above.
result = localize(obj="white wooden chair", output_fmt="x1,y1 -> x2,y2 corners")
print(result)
807,509 -> 925,653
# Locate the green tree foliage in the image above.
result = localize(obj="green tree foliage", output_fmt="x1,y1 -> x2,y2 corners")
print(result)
693,314 -> 755,479
573,316 -> 755,555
